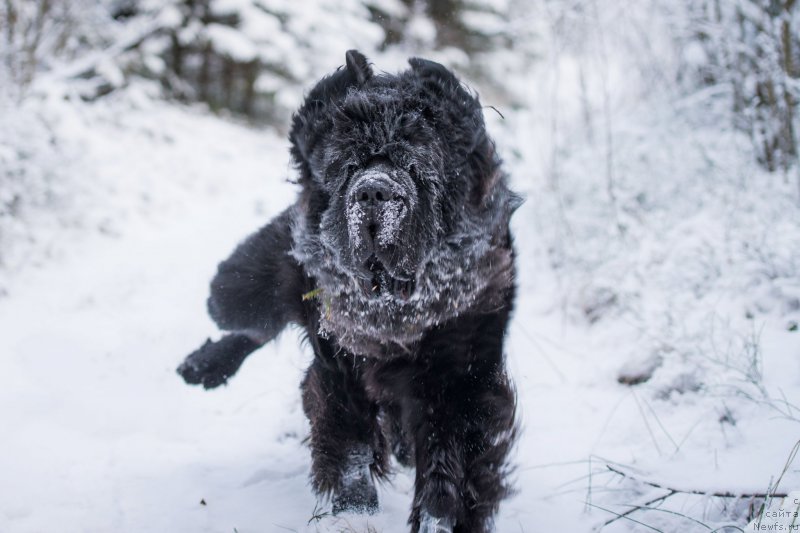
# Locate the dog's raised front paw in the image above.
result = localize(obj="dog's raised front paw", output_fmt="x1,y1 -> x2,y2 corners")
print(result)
176,341 -> 231,389
177,335 -> 259,389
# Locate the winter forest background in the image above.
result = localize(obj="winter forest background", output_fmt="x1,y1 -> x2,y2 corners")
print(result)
1,0 -> 800,532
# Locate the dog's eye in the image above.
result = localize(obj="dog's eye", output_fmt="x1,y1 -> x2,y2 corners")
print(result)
344,163 -> 359,177
327,163 -> 357,184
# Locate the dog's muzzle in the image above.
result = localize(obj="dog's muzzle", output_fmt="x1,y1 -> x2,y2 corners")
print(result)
346,167 -> 408,254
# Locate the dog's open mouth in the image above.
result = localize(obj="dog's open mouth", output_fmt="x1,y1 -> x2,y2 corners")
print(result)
364,256 -> 415,300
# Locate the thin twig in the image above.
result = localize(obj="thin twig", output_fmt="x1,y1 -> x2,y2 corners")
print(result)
599,489 -> 677,528
771,439 -> 800,495
630,389 -> 663,456
606,465 -> 788,498
587,501 -> 664,532
483,105 -> 505,119
617,501 -> 713,530
636,390 -> 680,452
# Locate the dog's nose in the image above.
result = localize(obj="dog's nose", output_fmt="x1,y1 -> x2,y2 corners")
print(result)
352,176 -> 402,204
347,172 -> 408,253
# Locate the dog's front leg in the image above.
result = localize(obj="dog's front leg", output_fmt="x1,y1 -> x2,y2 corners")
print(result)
301,347 -> 389,515
409,317 -> 517,533
178,207 -> 305,388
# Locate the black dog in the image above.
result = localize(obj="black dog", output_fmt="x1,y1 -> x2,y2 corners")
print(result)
178,50 -> 520,533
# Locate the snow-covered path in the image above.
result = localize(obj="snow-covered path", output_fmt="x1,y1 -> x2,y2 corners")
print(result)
1,98 -> 797,533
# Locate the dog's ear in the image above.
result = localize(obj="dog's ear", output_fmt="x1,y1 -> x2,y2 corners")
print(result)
290,51 -> 373,179
408,57 -> 475,106
409,58 -> 504,206
409,59 -> 474,125
408,57 -> 460,89
345,49 -> 372,85
408,57 -> 481,120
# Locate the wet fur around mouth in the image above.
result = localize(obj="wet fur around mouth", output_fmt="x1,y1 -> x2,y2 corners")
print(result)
178,50 -> 521,533
363,256 -> 415,300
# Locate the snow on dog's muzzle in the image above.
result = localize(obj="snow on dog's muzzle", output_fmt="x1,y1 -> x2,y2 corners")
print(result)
346,167 -> 409,253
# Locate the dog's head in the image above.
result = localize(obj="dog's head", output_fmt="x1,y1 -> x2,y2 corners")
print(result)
289,51 -> 520,354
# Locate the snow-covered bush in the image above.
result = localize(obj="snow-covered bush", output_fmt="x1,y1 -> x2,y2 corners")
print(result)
0,0 -> 114,272
104,0 -> 529,122
675,0 -> 799,172
0,106 -> 70,272
0,0 -> 111,97
495,0 -> 800,406
112,0 -> 387,122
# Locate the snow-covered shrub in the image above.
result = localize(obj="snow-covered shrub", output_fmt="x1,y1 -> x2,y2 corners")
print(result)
676,0 -> 799,172
0,101 -> 77,273
108,0 -> 387,123
0,0 -> 114,273
495,0 -> 800,407
0,0 -> 111,97
100,0 -> 532,122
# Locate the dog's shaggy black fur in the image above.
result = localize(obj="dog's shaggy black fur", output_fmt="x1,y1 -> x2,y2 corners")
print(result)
178,50 -> 520,533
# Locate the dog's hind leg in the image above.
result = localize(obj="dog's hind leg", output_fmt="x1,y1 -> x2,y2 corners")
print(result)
301,350 -> 388,515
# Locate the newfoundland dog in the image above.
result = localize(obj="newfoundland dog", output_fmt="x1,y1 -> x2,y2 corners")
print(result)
177,50 -> 520,533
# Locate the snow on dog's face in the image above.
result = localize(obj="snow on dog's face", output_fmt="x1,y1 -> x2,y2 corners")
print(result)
289,51 -> 520,356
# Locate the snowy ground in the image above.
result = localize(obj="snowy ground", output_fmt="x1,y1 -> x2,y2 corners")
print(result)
1,80 -> 799,533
